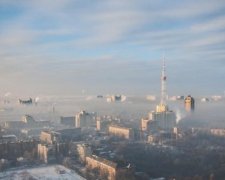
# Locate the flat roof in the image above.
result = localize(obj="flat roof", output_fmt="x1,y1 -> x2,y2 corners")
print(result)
0,165 -> 85,180
87,155 -> 117,168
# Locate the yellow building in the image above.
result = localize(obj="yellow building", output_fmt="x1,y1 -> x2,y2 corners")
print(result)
156,103 -> 168,113
86,155 -> 134,180
86,155 -> 116,180
108,125 -> 134,140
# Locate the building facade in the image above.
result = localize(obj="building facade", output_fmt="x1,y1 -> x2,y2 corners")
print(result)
108,125 -> 134,140
86,155 -> 117,180
76,144 -> 92,162
96,118 -> 111,132
86,155 -> 134,180
40,131 -> 61,144
141,107 -> 176,132
37,144 -> 56,163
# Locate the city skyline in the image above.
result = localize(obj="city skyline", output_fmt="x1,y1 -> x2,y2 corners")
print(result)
0,0 -> 225,96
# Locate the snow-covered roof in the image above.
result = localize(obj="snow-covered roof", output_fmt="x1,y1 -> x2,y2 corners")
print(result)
0,165 -> 85,180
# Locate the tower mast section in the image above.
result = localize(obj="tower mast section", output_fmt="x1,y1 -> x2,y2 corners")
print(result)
161,57 -> 167,105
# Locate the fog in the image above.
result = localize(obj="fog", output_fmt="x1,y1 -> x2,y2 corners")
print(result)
1,95 -> 225,128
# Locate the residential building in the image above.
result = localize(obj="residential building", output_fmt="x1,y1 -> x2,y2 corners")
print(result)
108,125 -> 134,140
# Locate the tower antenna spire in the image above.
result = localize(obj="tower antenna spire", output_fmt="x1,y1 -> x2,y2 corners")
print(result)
161,56 -> 167,105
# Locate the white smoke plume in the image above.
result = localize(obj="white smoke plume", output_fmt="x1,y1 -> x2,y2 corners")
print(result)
175,108 -> 186,124
35,97 -> 40,103
4,92 -> 11,97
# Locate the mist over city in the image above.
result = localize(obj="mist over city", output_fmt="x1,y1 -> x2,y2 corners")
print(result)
1,0 -> 225,180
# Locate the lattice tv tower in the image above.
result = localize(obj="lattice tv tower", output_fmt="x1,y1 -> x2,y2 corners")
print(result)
160,56 -> 167,105
141,56 -> 176,131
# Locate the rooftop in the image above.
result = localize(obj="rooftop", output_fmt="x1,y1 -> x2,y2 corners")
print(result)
0,165 -> 85,180
88,155 -> 117,168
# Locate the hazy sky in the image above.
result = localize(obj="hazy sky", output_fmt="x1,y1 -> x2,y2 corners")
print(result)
0,0 -> 225,96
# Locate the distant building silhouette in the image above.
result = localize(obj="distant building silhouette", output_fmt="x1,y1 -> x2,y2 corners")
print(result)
18,98 -> 33,105
184,95 -> 195,112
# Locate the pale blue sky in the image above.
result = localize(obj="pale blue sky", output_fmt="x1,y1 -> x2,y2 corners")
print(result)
0,0 -> 225,96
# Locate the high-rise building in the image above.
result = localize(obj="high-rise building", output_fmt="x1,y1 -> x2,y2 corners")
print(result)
75,110 -> 96,128
96,118 -> 111,132
76,144 -> 92,162
184,95 -> 195,112
141,58 -> 176,132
